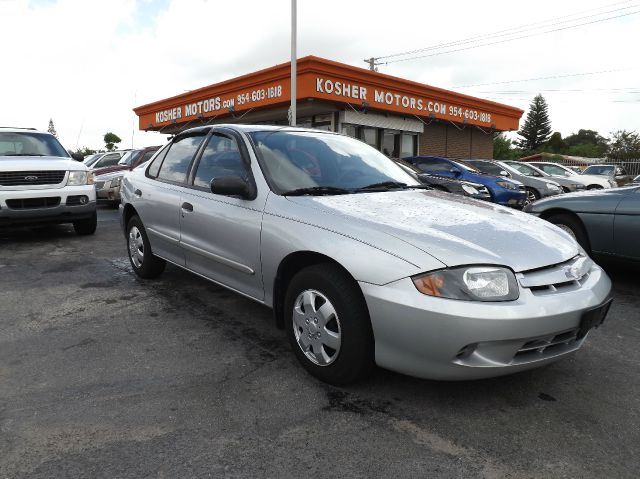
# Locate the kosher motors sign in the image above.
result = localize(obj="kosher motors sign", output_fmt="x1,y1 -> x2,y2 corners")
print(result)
152,82 -> 286,125
313,76 -> 493,126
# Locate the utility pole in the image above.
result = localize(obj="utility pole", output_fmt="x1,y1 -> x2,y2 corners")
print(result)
364,57 -> 380,71
290,0 -> 297,126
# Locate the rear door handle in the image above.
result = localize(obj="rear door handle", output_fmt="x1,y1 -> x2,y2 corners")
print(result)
134,189 -> 142,197
181,202 -> 194,213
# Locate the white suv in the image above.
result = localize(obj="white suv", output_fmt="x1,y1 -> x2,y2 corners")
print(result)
0,128 -> 97,234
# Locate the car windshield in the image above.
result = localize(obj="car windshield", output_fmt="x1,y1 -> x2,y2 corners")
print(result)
583,165 -> 615,175
507,162 -> 544,177
83,154 -> 103,166
0,132 -> 69,157
467,160 -> 505,176
536,163 -> 574,176
249,130 -> 419,193
451,159 -> 478,172
118,150 -> 141,166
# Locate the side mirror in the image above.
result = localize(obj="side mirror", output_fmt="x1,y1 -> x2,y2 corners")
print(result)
450,167 -> 462,177
71,152 -> 84,162
499,170 -> 509,177
210,176 -> 251,199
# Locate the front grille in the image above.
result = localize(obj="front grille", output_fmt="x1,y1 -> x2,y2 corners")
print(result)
0,170 -> 66,186
513,329 -> 580,362
6,197 -> 61,209
519,255 -> 592,296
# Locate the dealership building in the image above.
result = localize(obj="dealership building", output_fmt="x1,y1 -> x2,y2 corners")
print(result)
134,56 -> 523,159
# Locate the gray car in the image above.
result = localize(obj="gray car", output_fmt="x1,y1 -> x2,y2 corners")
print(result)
119,125 -> 612,385
466,159 -> 563,204
525,185 -> 640,261
504,161 -> 586,193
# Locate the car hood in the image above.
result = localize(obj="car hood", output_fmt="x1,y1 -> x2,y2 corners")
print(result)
0,156 -> 87,171
92,164 -> 129,176
286,190 -> 578,273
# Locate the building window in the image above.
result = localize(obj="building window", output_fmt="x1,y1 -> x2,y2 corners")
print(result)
342,124 -> 357,138
382,130 -> 399,158
360,127 -> 378,149
400,133 -> 417,158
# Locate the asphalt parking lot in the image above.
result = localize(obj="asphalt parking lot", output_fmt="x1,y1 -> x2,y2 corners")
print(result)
1,206 -> 639,478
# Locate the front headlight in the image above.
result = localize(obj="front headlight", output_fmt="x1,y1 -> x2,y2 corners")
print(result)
110,176 -> 123,188
461,183 -> 480,196
412,266 -> 519,302
67,171 -> 93,186
496,180 -> 519,191
546,182 -> 561,191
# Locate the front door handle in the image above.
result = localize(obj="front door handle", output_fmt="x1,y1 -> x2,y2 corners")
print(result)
181,202 -> 194,213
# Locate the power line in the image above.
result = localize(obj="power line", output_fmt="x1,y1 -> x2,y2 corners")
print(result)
383,10 -> 640,65
377,1 -> 636,61
452,68 -> 638,88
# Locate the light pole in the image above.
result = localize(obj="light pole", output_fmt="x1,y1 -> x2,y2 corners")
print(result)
290,0 -> 297,126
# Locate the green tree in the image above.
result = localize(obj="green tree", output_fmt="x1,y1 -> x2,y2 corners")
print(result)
47,118 -> 58,138
516,94 -> 552,152
103,132 -> 122,151
608,130 -> 640,160
493,134 -> 516,160
546,132 -> 565,153
564,129 -> 608,158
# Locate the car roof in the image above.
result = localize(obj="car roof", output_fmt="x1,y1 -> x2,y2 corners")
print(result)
0,127 -> 47,134
176,124 -> 343,136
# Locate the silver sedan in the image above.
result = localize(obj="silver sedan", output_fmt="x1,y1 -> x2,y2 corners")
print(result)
119,125 -> 612,385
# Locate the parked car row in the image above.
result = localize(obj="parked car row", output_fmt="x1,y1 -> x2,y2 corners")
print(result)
93,146 -> 160,206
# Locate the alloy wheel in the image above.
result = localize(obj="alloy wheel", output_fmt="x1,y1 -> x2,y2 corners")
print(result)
292,289 -> 341,366
128,226 -> 145,268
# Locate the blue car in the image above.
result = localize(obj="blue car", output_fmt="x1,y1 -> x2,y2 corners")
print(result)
403,156 -> 526,208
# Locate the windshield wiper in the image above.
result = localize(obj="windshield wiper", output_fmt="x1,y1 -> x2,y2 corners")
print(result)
355,181 -> 432,192
355,181 -> 408,191
281,186 -> 351,196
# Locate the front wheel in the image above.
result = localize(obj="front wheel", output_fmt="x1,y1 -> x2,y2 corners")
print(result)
126,215 -> 166,279
547,213 -> 590,253
73,211 -> 97,235
284,264 -> 374,385
524,187 -> 540,206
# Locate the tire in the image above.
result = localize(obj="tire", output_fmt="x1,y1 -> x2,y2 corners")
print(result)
284,263 -> 374,385
126,215 -> 166,279
547,213 -> 590,253
524,187 -> 540,206
73,211 -> 97,235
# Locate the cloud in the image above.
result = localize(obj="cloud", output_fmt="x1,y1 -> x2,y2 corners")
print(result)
1,0 -> 638,151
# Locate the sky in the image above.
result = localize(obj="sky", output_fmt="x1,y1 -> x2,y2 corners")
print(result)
1,0 -> 638,151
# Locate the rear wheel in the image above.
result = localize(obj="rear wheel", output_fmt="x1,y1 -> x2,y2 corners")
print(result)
284,264 -> 374,385
73,211 -> 97,235
547,213 -> 590,253
126,215 -> 166,279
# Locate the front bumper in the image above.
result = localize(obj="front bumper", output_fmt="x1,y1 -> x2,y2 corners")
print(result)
0,185 -> 96,226
360,262 -> 611,380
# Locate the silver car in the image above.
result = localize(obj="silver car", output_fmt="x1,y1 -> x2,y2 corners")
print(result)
466,159 -> 563,204
119,125 -> 612,385
504,161 -> 586,193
